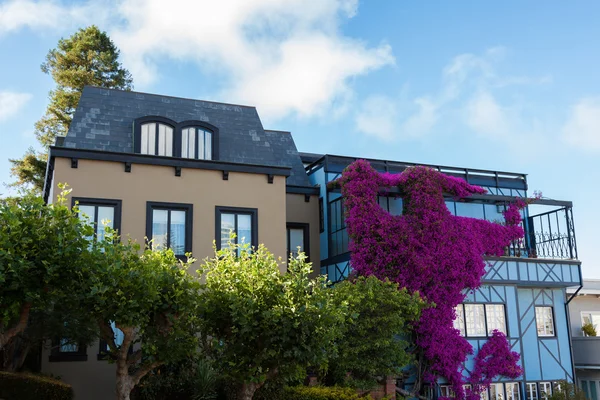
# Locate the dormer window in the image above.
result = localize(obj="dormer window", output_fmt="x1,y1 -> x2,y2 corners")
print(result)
134,117 -> 219,160
140,122 -> 173,156
182,127 -> 212,160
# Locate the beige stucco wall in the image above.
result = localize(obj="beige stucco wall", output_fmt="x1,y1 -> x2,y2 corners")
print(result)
43,156 -> 289,399
41,342 -> 117,400
286,193 -> 321,275
51,157 -> 288,264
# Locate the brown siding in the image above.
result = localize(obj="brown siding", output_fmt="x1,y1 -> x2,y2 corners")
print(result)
286,193 -> 321,275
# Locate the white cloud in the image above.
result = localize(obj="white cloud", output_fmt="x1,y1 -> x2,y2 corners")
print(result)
563,97 -> 600,151
110,0 -> 394,120
358,47 -> 551,142
464,91 -> 508,138
1,0 -> 393,121
0,91 -> 32,122
0,0 -> 105,34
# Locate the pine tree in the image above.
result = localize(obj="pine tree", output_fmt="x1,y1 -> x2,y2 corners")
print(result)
9,25 -> 133,192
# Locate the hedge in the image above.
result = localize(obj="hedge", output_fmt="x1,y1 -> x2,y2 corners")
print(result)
0,371 -> 73,400
283,386 -> 373,400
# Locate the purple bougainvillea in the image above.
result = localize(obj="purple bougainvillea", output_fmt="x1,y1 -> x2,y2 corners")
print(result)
333,160 -> 524,399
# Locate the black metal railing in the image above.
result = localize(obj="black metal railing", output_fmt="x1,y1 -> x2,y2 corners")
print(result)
327,195 -> 578,261
506,231 -> 577,260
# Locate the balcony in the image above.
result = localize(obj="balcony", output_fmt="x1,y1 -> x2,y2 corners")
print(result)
572,338 -> 600,368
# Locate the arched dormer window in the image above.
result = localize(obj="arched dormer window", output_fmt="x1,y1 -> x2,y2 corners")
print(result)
181,127 -> 212,160
178,121 -> 219,161
134,116 -> 176,157
133,117 -> 218,160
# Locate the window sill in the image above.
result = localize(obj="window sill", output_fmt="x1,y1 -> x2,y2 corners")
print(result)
49,354 -> 88,362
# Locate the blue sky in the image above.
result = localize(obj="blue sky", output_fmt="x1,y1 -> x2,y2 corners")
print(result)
0,0 -> 598,276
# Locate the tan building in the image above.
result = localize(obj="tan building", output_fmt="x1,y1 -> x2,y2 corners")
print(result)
41,86 -> 320,399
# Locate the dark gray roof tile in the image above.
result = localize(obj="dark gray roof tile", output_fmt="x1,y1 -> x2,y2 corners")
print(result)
64,86 -> 311,187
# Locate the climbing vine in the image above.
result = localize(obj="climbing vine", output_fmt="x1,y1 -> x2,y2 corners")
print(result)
332,160 -> 524,399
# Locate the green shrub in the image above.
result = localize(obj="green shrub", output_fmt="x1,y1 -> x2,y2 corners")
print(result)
582,322 -> 597,337
283,386 -> 373,400
0,371 -> 73,400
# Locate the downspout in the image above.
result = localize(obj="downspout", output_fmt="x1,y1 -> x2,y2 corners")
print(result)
565,265 -> 583,386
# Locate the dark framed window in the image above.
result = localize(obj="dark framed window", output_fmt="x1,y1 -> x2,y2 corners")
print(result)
134,117 -> 219,159
72,198 -> 122,241
215,206 -> 258,251
98,321 -> 126,360
49,337 -> 87,362
454,303 -> 507,337
535,306 -> 555,337
134,116 -> 176,156
146,202 -> 193,257
287,223 -> 310,260
319,198 -> 324,233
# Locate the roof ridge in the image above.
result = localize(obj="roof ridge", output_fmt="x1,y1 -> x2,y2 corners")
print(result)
84,85 -> 257,109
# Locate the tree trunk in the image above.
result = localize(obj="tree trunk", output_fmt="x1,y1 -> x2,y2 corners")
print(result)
115,372 -> 135,400
114,326 -> 135,400
1,335 -> 31,371
238,382 -> 260,400
0,303 -> 31,350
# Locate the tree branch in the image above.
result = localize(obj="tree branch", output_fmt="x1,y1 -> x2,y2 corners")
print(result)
127,349 -> 143,366
97,319 -> 117,352
132,361 -> 162,386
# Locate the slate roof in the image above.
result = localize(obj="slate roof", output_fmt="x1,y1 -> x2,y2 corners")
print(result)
64,86 -> 311,187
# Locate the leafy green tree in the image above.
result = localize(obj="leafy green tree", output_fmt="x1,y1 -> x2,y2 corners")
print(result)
86,233 -> 201,400
327,276 -> 426,390
0,186 -> 93,352
548,381 -> 588,400
199,244 -> 345,400
9,25 -> 133,192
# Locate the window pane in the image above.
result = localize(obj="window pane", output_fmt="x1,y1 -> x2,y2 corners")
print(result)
454,305 -> 466,336
456,202 -> 485,219
170,210 -> 186,255
465,304 -> 486,336
389,197 -> 403,216
506,383 -> 520,400
237,214 -> 252,246
198,130 -> 205,160
79,205 -> 95,226
486,304 -> 506,335
97,206 -> 115,241
221,213 -> 236,248
152,209 -> 169,250
158,124 -> 173,156
182,127 -> 189,158
59,338 -> 79,353
481,388 -> 489,400
205,130 -> 212,160
540,382 -> 552,399
536,307 -> 554,336
188,128 -> 196,158
141,123 -> 156,155
289,228 -> 304,255
490,383 -> 504,400
526,384 -> 538,400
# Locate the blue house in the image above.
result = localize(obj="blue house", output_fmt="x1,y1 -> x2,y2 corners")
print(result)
301,153 -> 582,400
